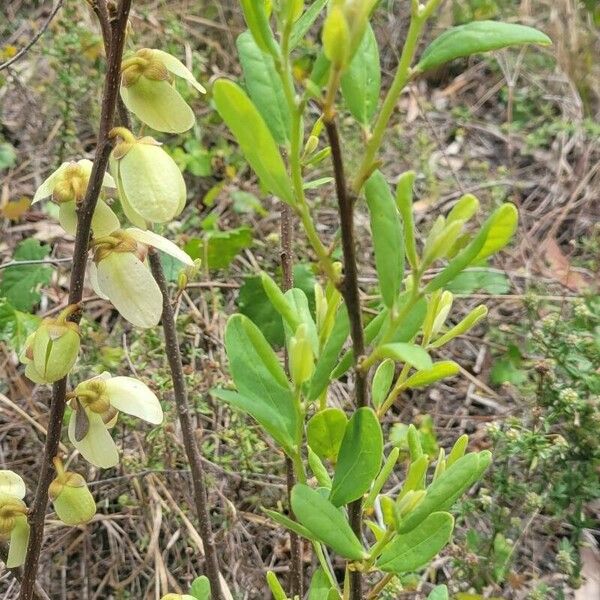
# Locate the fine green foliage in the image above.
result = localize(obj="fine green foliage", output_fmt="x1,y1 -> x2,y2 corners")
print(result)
417,21 -> 552,72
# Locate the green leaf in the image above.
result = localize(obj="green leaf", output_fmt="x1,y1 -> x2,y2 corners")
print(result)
218,314 -> 298,452
238,275 -> 285,347
307,305 -> 349,400
341,24 -> 380,124
264,508 -> 319,542
379,295 -> 428,346
307,408 -> 348,462
213,79 -> 294,205
267,571 -> 288,600
398,451 -> 492,534
0,299 -> 40,351
371,358 -> 395,408
446,269 -> 509,294
189,576 -> 211,600
427,585 -> 449,600
377,511 -> 454,573
473,203 -> 518,262
376,343 -> 432,371
365,171 -> 404,308
417,20 -> 552,73
424,203 -> 516,293
0,142 -> 17,171
0,239 -> 53,311
429,306 -> 488,349
237,31 -> 291,145
395,171 -> 418,269
330,407 -> 383,506
231,190 -> 268,216
402,361 -> 460,389
291,484 -> 367,560
290,0 -> 328,49
490,345 -> 527,385
237,265 -> 316,348
184,227 -> 253,270
308,567 -> 334,600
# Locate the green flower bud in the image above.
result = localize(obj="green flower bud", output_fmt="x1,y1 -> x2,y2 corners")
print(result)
23,306 -> 81,384
289,324 -> 314,386
109,129 -> 186,228
322,6 -> 351,70
49,459 -> 96,526
120,48 -> 205,134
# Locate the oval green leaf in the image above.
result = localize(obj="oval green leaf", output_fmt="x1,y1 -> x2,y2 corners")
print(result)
330,407 -> 383,507
291,484 -> 367,560
417,21 -> 552,73
341,24 -> 381,124
376,511 -> 454,573
402,361 -> 460,389
376,343 -> 432,371
213,79 -> 294,205
237,31 -> 291,145
365,171 -> 404,308
307,408 -> 348,462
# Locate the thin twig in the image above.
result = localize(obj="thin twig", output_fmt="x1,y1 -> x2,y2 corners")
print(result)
1,543 -> 51,600
0,1 -> 64,71
280,202 -> 303,597
0,258 -> 73,271
148,251 -> 224,600
324,117 -> 367,600
18,3 -> 131,599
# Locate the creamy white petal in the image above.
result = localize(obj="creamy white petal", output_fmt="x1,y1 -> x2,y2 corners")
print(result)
91,199 -> 121,237
68,409 -> 119,469
88,261 -> 109,300
0,470 -> 26,499
58,201 -> 78,235
120,77 -> 195,134
126,228 -> 193,266
96,252 -> 163,328
152,49 -> 206,93
6,515 -> 29,568
119,143 -> 186,223
33,162 -> 69,203
115,168 -> 148,229
105,376 -> 163,424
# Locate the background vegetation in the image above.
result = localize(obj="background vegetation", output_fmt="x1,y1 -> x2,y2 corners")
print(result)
1,0 -> 598,598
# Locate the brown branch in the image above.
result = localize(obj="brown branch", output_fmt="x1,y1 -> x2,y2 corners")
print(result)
280,202 -> 303,597
148,251 -> 224,600
18,3 -> 131,599
1,543 -> 51,600
324,117 -> 367,600
0,1 -> 64,72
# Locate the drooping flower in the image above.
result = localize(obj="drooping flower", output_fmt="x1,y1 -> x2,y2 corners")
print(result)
67,372 -> 163,468
20,305 -> 80,384
32,159 -> 120,237
0,470 -> 30,568
49,458 -> 96,526
120,48 -> 205,133
109,128 -> 186,228
89,228 -> 193,328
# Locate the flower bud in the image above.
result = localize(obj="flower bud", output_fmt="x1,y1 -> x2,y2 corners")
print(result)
23,308 -> 80,384
322,6 -> 351,70
289,324 -> 314,386
32,159 -> 119,237
109,129 -> 186,228
0,470 -> 29,568
49,459 -> 96,526
120,48 -> 205,134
